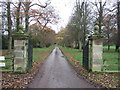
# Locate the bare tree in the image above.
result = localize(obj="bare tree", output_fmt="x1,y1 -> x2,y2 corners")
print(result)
91,0 -> 107,34
62,0 -> 92,50
7,1 -> 12,51
103,14 -> 117,50
22,0 -> 49,32
16,1 -> 22,31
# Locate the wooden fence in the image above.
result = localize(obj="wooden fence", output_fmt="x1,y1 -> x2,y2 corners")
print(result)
102,58 -> 120,72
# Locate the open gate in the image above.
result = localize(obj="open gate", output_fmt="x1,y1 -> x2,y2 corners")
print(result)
28,40 -> 33,71
82,40 -> 89,70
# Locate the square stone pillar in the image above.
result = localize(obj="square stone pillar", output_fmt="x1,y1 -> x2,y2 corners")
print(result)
12,34 -> 29,73
90,35 -> 103,72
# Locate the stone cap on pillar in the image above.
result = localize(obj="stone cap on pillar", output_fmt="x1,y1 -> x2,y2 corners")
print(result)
12,30 -> 29,40
89,35 -> 104,40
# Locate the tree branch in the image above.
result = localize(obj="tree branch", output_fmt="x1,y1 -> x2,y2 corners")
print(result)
30,3 -> 47,8
11,2 -> 17,8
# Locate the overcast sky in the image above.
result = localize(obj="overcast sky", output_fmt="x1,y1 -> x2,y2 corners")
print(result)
48,0 -> 76,33
37,0 -> 115,33
32,0 -> 76,33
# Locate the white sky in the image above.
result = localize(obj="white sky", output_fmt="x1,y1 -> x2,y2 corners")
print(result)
48,0 -> 76,33
32,0 -> 76,33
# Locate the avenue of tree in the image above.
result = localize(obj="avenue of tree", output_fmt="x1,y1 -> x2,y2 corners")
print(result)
0,0 -> 120,52
0,0 -> 59,49
57,0 -> 120,51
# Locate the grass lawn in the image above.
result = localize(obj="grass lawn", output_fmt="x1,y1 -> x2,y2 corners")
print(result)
33,46 -> 54,62
0,59 -> 13,71
103,46 -> 119,72
103,46 -> 120,52
103,53 -> 118,59
0,46 -> 54,71
60,46 -> 119,72
60,46 -> 83,65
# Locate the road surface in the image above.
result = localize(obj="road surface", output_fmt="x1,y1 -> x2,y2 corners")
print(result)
28,47 -> 95,88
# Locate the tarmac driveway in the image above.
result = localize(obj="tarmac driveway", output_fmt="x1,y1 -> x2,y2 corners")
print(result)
28,47 -> 95,88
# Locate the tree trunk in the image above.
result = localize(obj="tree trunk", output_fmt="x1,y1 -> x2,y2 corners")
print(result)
16,2 -> 21,31
79,40 -> 82,50
83,2 -> 87,48
99,1 -> 103,34
108,45 -> 110,51
25,2 -> 29,32
107,33 -> 110,51
7,2 -> 12,51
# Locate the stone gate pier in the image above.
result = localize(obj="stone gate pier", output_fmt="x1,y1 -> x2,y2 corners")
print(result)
12,33 -> 29,73
89,35 -> 104,72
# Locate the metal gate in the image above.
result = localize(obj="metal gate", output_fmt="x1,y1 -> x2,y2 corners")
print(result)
28,40 -> 33,71
82,40 -> 89,70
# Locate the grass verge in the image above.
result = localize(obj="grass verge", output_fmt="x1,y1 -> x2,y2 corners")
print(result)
103,46 -> 119,72
59,46 -> 83,65
33,46 -> 54,62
